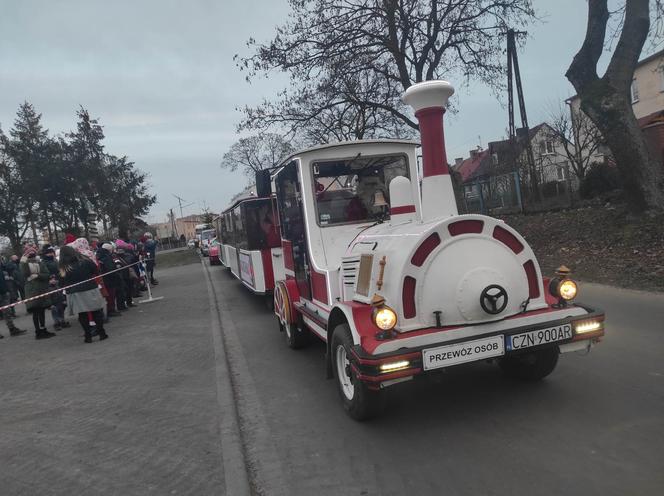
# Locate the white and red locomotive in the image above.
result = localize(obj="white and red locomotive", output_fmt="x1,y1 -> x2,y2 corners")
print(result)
229,80 -> 605,420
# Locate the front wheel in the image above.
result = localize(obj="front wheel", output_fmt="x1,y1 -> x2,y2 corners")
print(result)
331,324 -> 385,421
499,347 -> 559,381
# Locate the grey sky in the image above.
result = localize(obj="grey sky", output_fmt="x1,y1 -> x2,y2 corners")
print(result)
0,0 -> 633,223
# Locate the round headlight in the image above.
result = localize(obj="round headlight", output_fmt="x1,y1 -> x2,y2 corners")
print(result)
374,306 -> 397,331
558,279 -> 578,300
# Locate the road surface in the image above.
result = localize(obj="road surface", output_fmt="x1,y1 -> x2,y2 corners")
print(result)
205,260 -> 664,496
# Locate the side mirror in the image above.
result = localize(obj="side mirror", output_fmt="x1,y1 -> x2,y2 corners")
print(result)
256,169 -> 272,197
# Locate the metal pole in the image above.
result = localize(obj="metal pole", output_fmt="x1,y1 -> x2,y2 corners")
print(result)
514,171 -> 524,212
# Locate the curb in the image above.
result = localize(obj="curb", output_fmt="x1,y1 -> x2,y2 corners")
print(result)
203,261 -> 252,496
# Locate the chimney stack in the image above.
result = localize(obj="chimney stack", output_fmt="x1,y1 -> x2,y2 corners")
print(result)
455,157 -> 463,166
402,80 -> 457,220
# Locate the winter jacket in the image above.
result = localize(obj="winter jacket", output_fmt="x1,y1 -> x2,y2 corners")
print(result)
63,258 -> 100,294
42,255 -> 65,305
5,260 -> 24,287
144,239 -> 157,265
96,248 -> 121,289
0,263 -> 8,295
20,257 -> 52,310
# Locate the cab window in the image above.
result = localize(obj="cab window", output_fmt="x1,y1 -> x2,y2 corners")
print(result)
312,154 -> 409,226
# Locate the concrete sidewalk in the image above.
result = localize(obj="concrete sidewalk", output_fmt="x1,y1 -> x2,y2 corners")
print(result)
0,263 -> 224,495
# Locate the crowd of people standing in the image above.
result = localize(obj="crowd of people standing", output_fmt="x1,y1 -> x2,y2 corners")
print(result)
1,232 -> 159,343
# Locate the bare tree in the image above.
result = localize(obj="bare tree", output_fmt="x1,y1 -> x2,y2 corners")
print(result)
548,102 -> 605,180
220,133 -> 295,177
566,0 -> 664,212
237,0 -> 537,139
238,70 -> 415,144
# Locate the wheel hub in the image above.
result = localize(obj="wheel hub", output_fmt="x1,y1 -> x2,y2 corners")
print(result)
335,345 -> 355,400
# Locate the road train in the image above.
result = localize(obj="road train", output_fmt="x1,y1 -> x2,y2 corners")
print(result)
214,80 -> 605,420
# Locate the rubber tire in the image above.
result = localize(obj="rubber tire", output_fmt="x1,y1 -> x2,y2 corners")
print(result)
283,320 -> 309,349
331,324 -> 386,421
499,346 -> 560,381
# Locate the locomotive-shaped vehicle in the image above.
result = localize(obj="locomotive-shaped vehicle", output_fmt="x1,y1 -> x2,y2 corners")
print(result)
233,80 -> 605,420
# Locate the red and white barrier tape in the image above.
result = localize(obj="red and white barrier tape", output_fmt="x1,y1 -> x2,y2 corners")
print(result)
0,258 -> 152,312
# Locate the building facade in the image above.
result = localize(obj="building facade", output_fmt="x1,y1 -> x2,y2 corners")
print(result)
151,213 -> 213,241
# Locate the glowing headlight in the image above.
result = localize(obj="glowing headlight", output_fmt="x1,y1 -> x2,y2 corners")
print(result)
558,279 -> 578,300
374,306 -> 397,331
575,321 -> 601,334
379,360 -> 410,373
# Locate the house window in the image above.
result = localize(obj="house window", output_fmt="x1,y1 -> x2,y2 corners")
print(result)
492,153 -> 498,165
557,166 -> 567,181
631,78 -> 639,103
546,141 -> 555,154
660,66 -> 664,92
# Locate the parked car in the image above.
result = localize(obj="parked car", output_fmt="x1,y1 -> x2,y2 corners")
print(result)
187,239 -> 196,249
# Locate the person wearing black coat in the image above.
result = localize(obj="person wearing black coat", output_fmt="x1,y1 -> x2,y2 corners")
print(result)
0,259 -> 27,338
59,246 -> 108,343
42,246 -> 70,330
97,243 -> 122,317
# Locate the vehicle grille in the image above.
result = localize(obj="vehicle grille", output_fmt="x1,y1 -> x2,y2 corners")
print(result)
341,256 -> 361,293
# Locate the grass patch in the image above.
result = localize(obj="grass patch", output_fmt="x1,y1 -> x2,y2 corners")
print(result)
155,249 -> 201,268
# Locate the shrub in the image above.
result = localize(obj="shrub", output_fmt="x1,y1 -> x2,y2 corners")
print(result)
580,163 -> 620,199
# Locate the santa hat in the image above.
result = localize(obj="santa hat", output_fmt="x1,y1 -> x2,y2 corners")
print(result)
64,233 -> 76,244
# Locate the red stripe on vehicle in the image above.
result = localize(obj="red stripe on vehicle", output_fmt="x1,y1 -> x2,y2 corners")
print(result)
492,225 -> 524,254
311,267 -> 328,304
448,219 -> 484,236
391,205 -> 416,215
411,233 -> 441,267
403,276 -> 417,319
261,249 -> 274,291
523,260 -> 540,299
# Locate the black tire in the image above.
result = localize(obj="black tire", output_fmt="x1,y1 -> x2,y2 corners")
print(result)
284,320 -> 309,349
499,346 -> 560,381
331,324 -> 386,421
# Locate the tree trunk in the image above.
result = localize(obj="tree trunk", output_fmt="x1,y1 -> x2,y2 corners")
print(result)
566,0 -> 664,212
580,84 -> 664,211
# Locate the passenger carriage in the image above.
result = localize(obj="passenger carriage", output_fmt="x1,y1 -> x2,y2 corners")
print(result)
219,195 -> 283,297
267,80 -> 605,420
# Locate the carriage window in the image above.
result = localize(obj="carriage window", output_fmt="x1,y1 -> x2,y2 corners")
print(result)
233,206 -> 245,249
242,200 -> 281,250
312,154 -> 409,226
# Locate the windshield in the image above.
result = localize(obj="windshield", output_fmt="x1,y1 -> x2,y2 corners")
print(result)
312,154 -> 409,226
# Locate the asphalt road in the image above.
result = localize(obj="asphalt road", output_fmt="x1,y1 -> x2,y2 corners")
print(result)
206,261 -> 664,496
2,260 -> 662,496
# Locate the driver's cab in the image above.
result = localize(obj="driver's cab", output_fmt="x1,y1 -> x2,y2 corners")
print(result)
274,140 -> 421,309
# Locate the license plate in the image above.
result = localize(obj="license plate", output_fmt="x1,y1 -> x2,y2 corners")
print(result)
506,324 -> 573,351
423,335 -> 504,371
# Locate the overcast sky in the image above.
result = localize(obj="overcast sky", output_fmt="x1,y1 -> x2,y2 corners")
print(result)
0,0 -> 632,223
